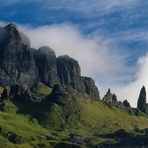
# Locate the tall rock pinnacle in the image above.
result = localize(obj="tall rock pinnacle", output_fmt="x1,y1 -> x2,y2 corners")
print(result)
137,86 -> 148,114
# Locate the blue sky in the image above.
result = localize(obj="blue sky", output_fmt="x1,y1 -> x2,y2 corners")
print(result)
1,0 -> 148,62
0,0 -> 148,106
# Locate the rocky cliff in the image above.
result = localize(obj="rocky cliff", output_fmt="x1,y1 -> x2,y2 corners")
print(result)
0,23 -> 100,99
0,24 -> 37,86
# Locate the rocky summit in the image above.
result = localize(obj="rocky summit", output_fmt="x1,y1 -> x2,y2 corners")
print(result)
102,89 -> 119,105
0,23 -> 99,99
0,24 -> 148,148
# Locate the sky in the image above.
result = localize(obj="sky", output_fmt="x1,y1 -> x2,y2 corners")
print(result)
0,0 -> 148,106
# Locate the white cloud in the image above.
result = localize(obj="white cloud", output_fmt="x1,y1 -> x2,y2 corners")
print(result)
18,23 -> 131,95
20,23 -> 128,75
116,53 -> 148,107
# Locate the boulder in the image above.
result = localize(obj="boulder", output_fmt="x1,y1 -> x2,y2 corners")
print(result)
7,132 -> 22,144
123,100 -> 131,108
15,84 -> 32,102
1,86 -> 11,100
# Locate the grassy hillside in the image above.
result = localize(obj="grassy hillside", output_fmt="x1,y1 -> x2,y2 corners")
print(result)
46,96 -> 148,135
31,82 -> 53,101
0,112 -> 53,147
0,84 -> 148,147
79,99 -> 148,134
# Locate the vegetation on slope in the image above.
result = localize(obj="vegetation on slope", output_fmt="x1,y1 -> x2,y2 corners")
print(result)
0,84 -> 147,147
31,82 -> 52,101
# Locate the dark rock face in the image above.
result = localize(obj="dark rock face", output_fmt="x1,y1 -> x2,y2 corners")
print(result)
0,23 -> 38,86
82,77 -> 100,99
0,24 -> 30,47
7,132 -> 22,144
49,84 -> 71,106
137,86 -> 148,114
34,46 -> 59,87
57,55 -> 84,91
14,84 -> 32,102
0,23 -> 100,99
1,84 -> 31,102
102,89 -> 118,104
57,56 -> 100,99
123,100 -> 131,108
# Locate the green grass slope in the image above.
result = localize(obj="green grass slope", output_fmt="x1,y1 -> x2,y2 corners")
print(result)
31,82 -> 52,101
0,112 -> 54,147
79,98 -> 148,134
0,85 -> 148,147
46,96 -> 148,136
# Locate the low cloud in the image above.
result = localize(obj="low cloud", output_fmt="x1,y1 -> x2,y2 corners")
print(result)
21,24 -> 127,75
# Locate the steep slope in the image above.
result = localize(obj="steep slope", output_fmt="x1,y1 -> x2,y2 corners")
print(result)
0,85 -> 148,147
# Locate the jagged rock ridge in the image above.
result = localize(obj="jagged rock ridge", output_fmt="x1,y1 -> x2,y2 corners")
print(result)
102,89 -> 119,105
0,23 -> 100,99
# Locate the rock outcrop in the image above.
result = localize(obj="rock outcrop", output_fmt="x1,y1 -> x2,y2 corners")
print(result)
1,86 -> 11,100
102,89 -> 118,104
137,86 -> 148,114
0,23 -> 100,99
57,55 -> 84,92
57,56 -> 100,99
0,23 -> 38,86
123,100 -> 131,108
1,84 -> 32,102
14,84 -> 32,102
49,84 -> 71,106
82,77 -> 100,99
